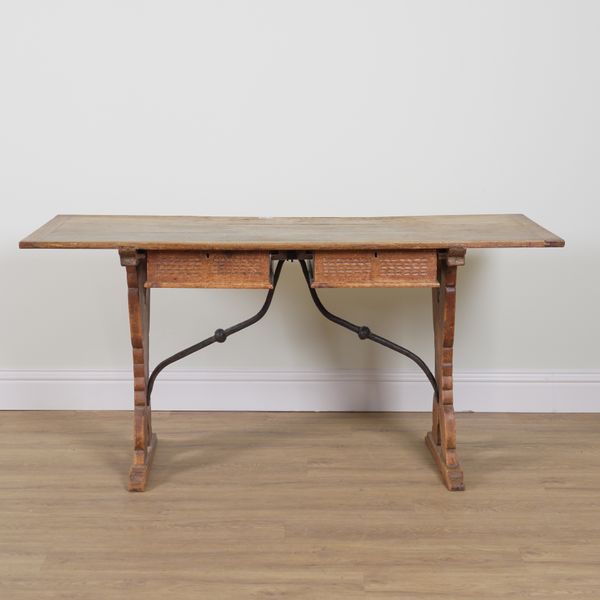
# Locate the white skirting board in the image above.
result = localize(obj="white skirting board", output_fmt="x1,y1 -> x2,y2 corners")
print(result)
0,369 -> 598,412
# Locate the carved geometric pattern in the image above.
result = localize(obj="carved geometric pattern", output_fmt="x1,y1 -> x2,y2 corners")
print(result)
146,250 -> 271,288
313,250 -> 438,288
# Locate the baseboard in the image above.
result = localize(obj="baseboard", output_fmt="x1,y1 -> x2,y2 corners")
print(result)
0,369 -> 598,412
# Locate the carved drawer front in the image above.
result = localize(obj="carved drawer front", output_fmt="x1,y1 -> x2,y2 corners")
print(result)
312,250 -> 438,288
146,251 -> 272,288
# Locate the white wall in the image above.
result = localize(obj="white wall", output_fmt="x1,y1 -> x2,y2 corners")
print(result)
1,2 -> 598,410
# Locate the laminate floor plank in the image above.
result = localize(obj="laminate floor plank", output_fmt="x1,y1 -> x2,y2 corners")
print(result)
0,411 -> 598,599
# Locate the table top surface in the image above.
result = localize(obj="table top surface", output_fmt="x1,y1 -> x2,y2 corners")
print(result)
19,214 -> 564,251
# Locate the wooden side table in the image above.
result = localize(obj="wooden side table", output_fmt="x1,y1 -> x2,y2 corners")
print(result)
20,214 -> 564,491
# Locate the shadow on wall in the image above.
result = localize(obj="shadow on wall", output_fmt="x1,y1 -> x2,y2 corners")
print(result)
5,246 -> 488,410
253,251 -> 490,411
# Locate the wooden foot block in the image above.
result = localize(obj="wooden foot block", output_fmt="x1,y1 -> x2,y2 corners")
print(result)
128,434 -> 158,492
425,432 -> 465,491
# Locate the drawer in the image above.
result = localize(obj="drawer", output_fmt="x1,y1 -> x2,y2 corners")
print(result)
311,250 -> 439,288
145,250 -> 272,288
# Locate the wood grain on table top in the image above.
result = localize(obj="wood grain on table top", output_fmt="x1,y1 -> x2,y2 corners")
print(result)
19,214 -> 565,250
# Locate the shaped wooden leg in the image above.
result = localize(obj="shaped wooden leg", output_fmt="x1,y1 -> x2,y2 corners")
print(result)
426,248 -> 466,491
120,250 -> 157,492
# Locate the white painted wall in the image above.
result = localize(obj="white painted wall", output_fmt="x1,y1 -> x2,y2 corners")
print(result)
1,2 -> 598,409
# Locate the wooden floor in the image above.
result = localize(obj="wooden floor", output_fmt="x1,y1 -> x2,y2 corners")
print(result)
1,412 -> 599,599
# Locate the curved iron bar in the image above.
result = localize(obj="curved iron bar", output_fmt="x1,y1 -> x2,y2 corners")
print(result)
147,259 -> 285,401
299,259 -> 438,397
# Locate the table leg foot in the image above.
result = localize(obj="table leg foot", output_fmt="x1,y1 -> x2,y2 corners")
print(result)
128,433 -> 158,492
425,431 -> 464,491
